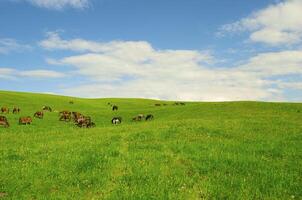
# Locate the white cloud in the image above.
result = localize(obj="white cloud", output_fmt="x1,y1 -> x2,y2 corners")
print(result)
219,0 -> 302,46
40,33 -> 297,101
18,0 -> 89,10
240,50 -> 302,76
0,68 -> 66,79
280,82 -> 302,90
18,70 -> 66,78
0,38 -> 31,54
0,68 -> 16,79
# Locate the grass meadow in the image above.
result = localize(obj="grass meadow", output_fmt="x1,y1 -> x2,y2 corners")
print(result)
0,90 -> 301,199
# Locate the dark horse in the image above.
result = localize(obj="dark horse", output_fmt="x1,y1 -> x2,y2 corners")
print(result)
112,105 -> 118,111
13,107 -> 20,114
146,114 -> 154,121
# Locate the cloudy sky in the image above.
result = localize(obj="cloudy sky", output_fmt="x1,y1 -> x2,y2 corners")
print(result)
0,0 -> 302,101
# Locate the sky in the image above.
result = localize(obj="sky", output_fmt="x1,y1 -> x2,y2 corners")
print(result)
0,0 -> 302,101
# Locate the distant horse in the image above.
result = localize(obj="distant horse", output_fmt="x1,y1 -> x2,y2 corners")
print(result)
112,117 -> 122,124
69,101 -> 74,104
75,116 -> 95,128
0,116 -> 9,128
72,111 -> 83,122
42,106 -> 52,112
19,116 -> 32,125
59,111 -> 71,121
0,116 -> 8,122
0,120 -> 9,128
145,114 -> 154,121
13,107 -> 20,114
132,114 -> 145,121
1,107 -> 9,114
34,111 -> 44,119
154,103 -> 161,106
112,105 -> 118,111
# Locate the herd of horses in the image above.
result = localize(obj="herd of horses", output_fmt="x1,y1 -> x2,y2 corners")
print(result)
0,101 -> 184,128
0,105 -> 98,128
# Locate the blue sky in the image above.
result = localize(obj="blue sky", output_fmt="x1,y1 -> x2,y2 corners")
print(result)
0,0 -> 302,101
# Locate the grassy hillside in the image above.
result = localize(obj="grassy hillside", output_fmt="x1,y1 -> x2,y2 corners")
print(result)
0,90 -> 301,199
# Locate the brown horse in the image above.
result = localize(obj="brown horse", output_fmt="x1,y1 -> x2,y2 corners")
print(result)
72,111 -> 82,119
19,116 -> 32,125
75,116 -> 95,128
34,111 -> 44,119
0,116 -> 8,121
0,116 -> 9,128
1,107 -> 9,114
13,107 -> 20,114
154,103 -> 161,106
59,111 -> 72,121
0,120 -> 9,128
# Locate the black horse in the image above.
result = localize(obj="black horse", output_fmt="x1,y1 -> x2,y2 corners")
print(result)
112,105 -> 118,111
146,114 -> 154,121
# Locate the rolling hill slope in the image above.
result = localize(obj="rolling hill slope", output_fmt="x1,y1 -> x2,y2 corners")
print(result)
0,91 -> 301,199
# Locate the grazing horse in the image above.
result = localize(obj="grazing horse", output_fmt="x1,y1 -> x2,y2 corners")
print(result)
59,111 -> 71,121
34,111 -> 44,119
112,117 -> 122,124
180,102 -> 185,105
13,107 -> 20,114
75,116 -> 95,128
0,116 -> 8,121
69,101 -> 74,104
0,120 -> 9,128
0,116 -> 9,128
1,107 -> 9,114
146,114 -> 154,121
112,105 -> 118,111
72,111 -> 83,122
154,103 -> 161,106
132,114 -> 145,121
19,116 -> 32,125
42,106 -> 52,112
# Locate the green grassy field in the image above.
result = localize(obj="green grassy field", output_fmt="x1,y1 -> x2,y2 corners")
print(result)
0,90 -> 301,199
